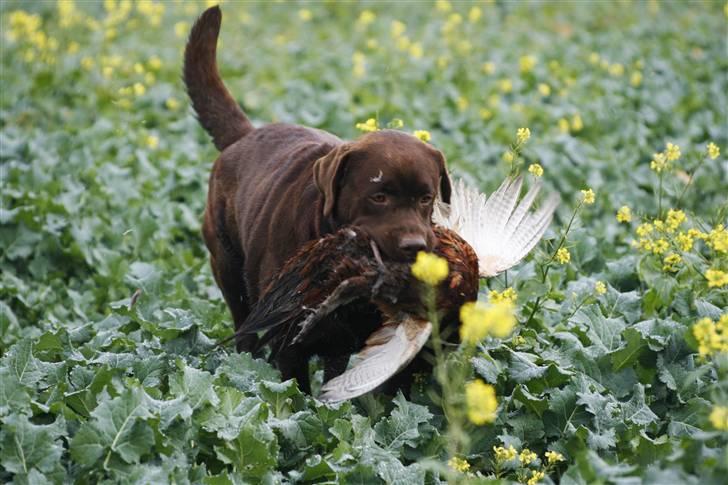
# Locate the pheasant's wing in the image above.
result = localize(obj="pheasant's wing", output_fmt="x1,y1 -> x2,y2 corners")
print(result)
318,316 -> 432,402
434,176 -> 558,278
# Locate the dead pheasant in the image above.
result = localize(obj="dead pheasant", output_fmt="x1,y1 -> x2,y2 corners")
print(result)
237,175 -> 558,401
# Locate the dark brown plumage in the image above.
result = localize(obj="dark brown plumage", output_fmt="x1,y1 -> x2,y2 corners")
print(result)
234,225 -> 479,398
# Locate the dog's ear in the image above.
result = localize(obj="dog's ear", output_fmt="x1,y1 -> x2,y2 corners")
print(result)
430,147 -> 452,204
313,144 -> 352,218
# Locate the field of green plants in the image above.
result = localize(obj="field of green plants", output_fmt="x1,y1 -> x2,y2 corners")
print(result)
1,1 -> 727,483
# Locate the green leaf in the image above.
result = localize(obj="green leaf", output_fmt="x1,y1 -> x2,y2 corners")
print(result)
512,384 -> 548,417
213,424 -> 278,479
0,414 -> 66,479
69,387 -> 153,467
609,327 -> 645,371
373,393 -> 434,454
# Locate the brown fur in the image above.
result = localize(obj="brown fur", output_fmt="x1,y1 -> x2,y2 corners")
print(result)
184,6 -> 451,353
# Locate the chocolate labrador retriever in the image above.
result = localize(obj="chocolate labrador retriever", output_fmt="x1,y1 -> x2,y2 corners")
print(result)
183,7 -> 451,356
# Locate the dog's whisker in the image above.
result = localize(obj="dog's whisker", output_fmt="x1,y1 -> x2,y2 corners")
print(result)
370,240 -> 386,270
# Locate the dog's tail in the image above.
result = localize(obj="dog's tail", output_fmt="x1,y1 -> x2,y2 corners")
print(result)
183,6 -> 253,151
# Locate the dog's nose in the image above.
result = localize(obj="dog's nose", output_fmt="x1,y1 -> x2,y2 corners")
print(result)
398,235 -> 427,257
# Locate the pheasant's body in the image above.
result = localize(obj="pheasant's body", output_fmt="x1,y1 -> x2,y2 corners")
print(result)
237,226 -> 479,395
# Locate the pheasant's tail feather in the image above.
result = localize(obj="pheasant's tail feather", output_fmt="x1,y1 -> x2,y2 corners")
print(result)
434,177 -> 559,278
318,316 -> 432,402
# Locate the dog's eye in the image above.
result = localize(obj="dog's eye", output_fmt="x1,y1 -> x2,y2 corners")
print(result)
370,193 -> 388,204
420,195 -> 433,205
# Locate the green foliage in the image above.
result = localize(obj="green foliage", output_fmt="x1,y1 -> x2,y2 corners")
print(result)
1,0 -> 726,483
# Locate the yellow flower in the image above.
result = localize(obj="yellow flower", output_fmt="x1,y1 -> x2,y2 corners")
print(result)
436,0 -> 452,12
650,152 -> 668,173
519,448 -> 538,465
609,63 -> 624,76
519,55 -> 537,73
545,450 -> 565,464
707,225 -> 728,253
413,130 -> 431,142
411,251 -> 448,286
468,6 -> 482,22
352,51 -> 366,78
493,445 -> 517,463
528,163 -> 544,177
675,232 -> 694,252
595,281 -> 607,295
589,52 -> 600,64
581,188 -> 595,205
80,56 -> 95,70
538,83 -> 551,96
448,456 -> 470,473
555,248 -> 570,264
145,134 -> 159,150
298,9 -> 312,21
616,206 -> 632,223
355,118 -> 379,132
666,209 -> 686,232
357,10 -> 376,28
630,71 -> 643,87
388,118 -> 404,129
133,82 -> 146,97
465,380 -> 498,425
391,20 -> 406,37
528,470 -> 546,485
409,42 -> 423,59
499,78 -> 513,93
147,56 -> 162,71
479,108 -> 493,120
460,300 -> 516,343
482,61 -> 496,74
456,96 -> 469,112
652,239 -> 669,255
558,118 -> 570,134
693,317 -> 728,357
706,269 -> 728,288
636,223 -> 653,237
710,406 -> 728,431
571,114 -> 583,132
174,21 -> 189,38
516,127 -> 531,144
489,287 -> 517,304
662,253 -> 681,272
707,142 -> 720,160
665,142 -> 681,161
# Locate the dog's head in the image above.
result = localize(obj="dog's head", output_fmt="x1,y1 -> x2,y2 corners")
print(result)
314,130 -> 451,262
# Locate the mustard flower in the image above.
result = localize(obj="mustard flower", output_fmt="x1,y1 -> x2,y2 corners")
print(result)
650,152 -> 668,172
710,406 -> 728,431
411,251 -> 448,286
482,61 -> 496,74
581,188 -> 595,205
165,97 -> 180,111
391,20 -> 406,37
174,21 -> 189,38
517,127 -> 531,144
652,239 -> 669,254
616,206 -> 632,223
356,118 -> 379,132
145,134 -> 159,150
673,232 -> 693,252
436,0 -> 452,12
133,82 -> 146,96
528,163 -> 544,177
636,223 -> 653,237
493,445 -> 517,463
460,300 -> 516,343
662,253 -> 681,272
448,456 -> 470,473
571,114 -> 583,132
707,225 -> 728,253
357,10 -> 376,28
499,78 -> 513,93
528,470 -> 546,485
666,209 -> 686,231
707,142 -> 720,160
665,142 -> 681,161
555,248 -> 570,264
519,449 -> 538,465
465,380 -> 498,425
558,118 -> 570,134
519,55 -> 537,73
489,287 -> 517,304
538,83 -> 551,96
609,63 -> 624,76
706,269 -> 728,288
413,130 -> 431,142
468,6 -> 482,22
595,281 -> 607,295
545,450 -> 565,464
630,71 -> 643,87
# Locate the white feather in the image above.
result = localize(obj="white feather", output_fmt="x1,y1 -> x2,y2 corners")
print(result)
433,176 -> 558,278
318,317 -> 432,403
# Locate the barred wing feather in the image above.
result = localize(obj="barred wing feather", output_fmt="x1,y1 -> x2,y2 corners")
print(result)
433,176 -> 558,278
